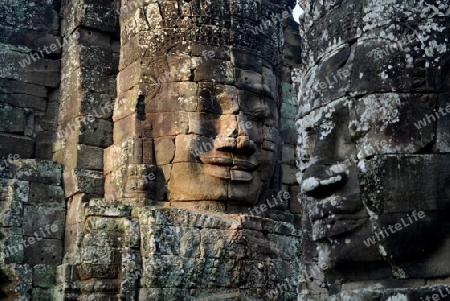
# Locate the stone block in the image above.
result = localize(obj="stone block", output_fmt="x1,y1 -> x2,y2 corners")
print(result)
231,48 -> 262,73
173,134 -> 213,164
194,59 -> 234,84
61,66 -> 110,96
281,163 -> 297,185
29,182 -> 64,205
154,137 -> 175,165
33,264 -> 57,288
145,82 -> 198,114
112,114 -> 147,144
35,131 -> 55,160
77,5 -> 117,34
78,246 -> 121,279
150,112 -> 190,138
0,24 -> 61,53
437,95 -> 450,152
166,55 -> 194,82
23,205 -> 65,239
78,118 -> 113,148
59,92 -> 113,124
65,28 -> 111,50
113,87 -> 140,122
68,44 -> 113,75
123,217 -> 141,248
0,263 -> 32,297
104,163 -> 164,201
63,169 -> 104,197
23,238 -> 63,265
59,116 -> 112,147
289,185 -> 301,214
0,133 -> 33,159
116,60 -> 142,96
262,66 -> 279,101
235,68 -> 263,94
1,227 -> 24,263
0,78 -> 47,98
0,179 -> 29,227
40,102 -> 59,131
140,225 -> 193,256
0,103 -> 25,134
13,160 -> 62,185
104,138 -> 143,175
0,93 -> 47,112
73,144 -> 104,171
7,50 -> 61,87
0,0 -> 58,33
118,36 -> 141,70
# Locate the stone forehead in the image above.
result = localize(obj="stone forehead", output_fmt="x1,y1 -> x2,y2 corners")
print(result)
136,0 -> 286,70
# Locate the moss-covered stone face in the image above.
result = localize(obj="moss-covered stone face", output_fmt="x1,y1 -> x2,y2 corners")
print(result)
296,0 -> 450,297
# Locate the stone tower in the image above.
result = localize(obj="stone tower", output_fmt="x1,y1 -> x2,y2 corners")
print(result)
296,0 -> 450,300
0,0 -> 302,299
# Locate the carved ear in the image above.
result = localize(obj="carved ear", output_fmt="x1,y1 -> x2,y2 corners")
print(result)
140,72 -> 160,105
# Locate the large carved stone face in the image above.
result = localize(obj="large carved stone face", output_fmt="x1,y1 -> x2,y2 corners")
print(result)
296,0 -> 450,288
298,95 -> 450,283
163,75 -> 280,204
139,0 -> 286,204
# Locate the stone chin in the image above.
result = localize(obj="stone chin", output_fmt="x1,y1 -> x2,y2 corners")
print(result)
166,161 -> 269,205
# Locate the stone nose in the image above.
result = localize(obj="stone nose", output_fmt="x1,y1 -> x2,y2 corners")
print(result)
214,112 -> 256,155
214,136 -> 256,155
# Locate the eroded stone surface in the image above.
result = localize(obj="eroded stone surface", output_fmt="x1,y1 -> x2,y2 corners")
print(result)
296,0 -> 450,299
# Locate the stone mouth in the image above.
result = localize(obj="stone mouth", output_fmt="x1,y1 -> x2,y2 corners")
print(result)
311,216 -> 365,241
199,155 -> 257,171
308,195 -> 364,222
202,164 -> 254,181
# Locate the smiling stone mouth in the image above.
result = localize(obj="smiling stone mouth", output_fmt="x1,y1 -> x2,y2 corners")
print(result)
308,195 -> 365,222
202,164 -> 254,181
312,217 -> 366,241
199,154 -> 257,171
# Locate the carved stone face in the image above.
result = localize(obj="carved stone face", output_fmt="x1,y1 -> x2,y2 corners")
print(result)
298,95 -> 450,283
139,0 -> 285,205
296,0 -> 450,287
163,76 -> 280,204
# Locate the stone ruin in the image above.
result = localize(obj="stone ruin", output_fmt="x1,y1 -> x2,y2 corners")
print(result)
0,0 -> 449,300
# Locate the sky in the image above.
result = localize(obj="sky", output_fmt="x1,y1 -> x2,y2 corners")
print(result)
292,2 -> 304,23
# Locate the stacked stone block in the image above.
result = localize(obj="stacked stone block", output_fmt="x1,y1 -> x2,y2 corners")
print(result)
55,0 -> 120,200
0,0 -> 61,160
55,0 -> 121,298
0,160 -> 64,300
